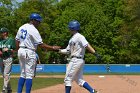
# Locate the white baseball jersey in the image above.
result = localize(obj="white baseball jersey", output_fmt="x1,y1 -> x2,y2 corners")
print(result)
61,32 -> 89,87
15,23 -> 43,50
62,32 -> 88,58
15,23 -> 43,79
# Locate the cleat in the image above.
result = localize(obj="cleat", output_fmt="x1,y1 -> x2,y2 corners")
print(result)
94,90 -> 99,93
1,90 -> 5,93
7,90 -> 12,93
91,89 -> 99,93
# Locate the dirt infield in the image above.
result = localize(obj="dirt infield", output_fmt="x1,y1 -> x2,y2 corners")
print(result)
31,75 -> 140,93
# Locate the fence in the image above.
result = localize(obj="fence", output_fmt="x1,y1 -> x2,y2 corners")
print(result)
10,64 -> 140,74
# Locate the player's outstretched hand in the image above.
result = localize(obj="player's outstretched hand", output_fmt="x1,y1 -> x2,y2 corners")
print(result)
53,46 -> 61,51
2,48 -> 8,52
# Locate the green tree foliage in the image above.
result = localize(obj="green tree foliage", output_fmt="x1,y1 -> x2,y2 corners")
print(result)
0,0 -> 140,64
0,0 -> 14,36
115,0 -> 140,64
54,0 -> 126,64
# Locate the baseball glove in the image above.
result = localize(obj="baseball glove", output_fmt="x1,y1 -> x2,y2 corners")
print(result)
94,52 -> 102,62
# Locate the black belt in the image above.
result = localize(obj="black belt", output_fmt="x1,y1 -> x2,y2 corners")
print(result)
71,56 -> 83,59
20,46 -> 35,51
20,46 -> 27,48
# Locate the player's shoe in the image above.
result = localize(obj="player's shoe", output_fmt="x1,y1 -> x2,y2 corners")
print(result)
1,90 -> 12,93
7,90 -> 12,93
91,89 -> 99,93
94,89 -> 99,93
1,90 -> 5,93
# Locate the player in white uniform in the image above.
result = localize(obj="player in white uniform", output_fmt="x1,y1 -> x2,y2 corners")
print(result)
59,20 -> 99,93
15,13 -> 60,93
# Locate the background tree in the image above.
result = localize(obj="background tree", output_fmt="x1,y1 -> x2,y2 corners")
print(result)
0,0 -> 140,64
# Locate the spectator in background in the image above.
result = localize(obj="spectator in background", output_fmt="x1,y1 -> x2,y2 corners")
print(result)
0,27 -> 16,93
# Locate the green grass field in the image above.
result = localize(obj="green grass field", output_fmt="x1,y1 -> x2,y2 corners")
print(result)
0,77 -> 64,92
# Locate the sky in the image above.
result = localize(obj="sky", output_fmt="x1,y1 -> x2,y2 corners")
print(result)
16,0 -> 61,3
16,0 -> 24,3
0,0 -> 24,7
0,0 -> 61,4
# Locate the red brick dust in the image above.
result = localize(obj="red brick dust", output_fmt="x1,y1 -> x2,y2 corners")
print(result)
31,75 -> 140,93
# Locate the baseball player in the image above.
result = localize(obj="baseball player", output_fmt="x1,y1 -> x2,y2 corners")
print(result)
59,20 -> 99,93
0,27 -> 16,93
15,13 -> 61,93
